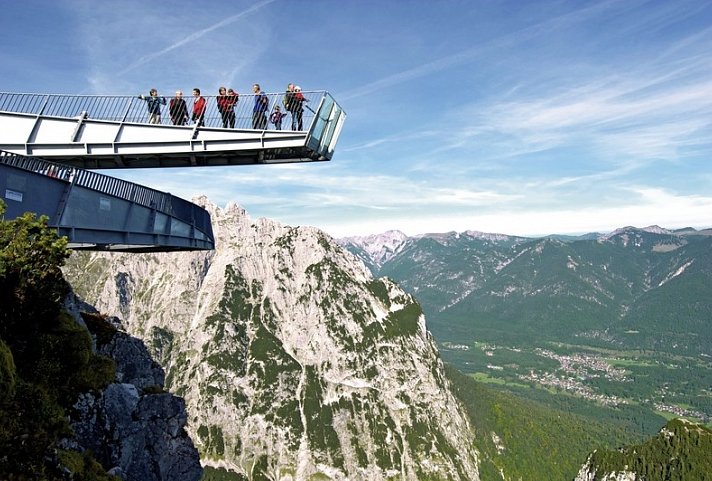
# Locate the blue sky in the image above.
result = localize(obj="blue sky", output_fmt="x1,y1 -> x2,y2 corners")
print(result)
2,0 -> 712,237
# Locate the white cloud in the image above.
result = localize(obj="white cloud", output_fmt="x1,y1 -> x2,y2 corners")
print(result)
316,187 -> 712,238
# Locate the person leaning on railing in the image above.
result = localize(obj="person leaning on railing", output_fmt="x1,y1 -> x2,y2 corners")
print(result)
138,88 -> 167,124
283,83 -> 307,130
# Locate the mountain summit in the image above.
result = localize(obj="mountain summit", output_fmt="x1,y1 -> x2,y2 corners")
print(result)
64,199 -> 479,481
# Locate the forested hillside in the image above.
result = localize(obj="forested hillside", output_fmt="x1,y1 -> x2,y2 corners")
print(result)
576,418 -> 712,481
445,366 -> 665,481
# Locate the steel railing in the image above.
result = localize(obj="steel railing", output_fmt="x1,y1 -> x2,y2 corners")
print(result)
0,90 -> 329,132
0,150 -> 212,237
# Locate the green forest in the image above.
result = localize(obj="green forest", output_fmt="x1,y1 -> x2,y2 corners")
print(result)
587,418 -> 712,481
445,365 -> 666,481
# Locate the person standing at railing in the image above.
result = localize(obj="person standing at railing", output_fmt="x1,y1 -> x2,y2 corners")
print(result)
217,86 -> 238,128
138,89 -> 166,124
227,88 -> 239,127
252,83 -> 269,129
270,105 -> 287,130
192,88 -> 206,127
169,90 -> 189,125
284,83 -> 307,130
293,86 -> 308,130
283,83 -> 298,130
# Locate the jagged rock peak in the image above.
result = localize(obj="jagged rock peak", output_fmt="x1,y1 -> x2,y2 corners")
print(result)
64,201 -> 479,481
463,230 -> 514,241
338,229 -> 410,267
600,225 -> 672,241
340,229 -> 409,249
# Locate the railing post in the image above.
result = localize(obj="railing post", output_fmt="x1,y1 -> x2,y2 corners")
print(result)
37,94 -> 51,116
120,97 -> 133,122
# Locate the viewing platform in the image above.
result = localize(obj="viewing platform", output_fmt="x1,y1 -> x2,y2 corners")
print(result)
0,90 -> 345,169
0,150 -> 214,252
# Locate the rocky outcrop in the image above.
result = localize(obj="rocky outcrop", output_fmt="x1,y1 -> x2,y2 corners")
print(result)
573,419 -> 712,481
64,197 -> 480,481
64,295 -> 202,481
574,464 -> 637,481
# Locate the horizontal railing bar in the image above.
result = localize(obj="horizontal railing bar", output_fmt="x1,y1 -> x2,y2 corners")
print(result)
0,91 -> 333,132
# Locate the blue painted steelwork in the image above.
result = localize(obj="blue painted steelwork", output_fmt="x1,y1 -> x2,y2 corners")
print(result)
0,151 -> 214,252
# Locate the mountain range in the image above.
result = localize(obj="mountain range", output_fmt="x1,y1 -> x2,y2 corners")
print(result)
340,226 -> 712,355
60,202 -> 712,480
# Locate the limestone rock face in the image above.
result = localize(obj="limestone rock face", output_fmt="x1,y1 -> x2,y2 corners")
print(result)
64,296 -> 202,481
573,463 -> 637,481
64,197 -> 480,481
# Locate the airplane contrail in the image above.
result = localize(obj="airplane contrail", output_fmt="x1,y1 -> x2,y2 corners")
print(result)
117,0 -> 277,76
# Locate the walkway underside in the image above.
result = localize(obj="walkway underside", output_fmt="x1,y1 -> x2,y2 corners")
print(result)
1,151 -> 214,252
0,114 -> 332,168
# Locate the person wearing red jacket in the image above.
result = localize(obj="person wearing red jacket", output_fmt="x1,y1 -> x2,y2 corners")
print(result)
192,88 -> 206,127
217,86 -> 238,128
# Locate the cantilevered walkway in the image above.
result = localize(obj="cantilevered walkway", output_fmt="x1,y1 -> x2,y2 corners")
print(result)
1,150 -> 214,252
0,90 -> 345,252
0,91 -> 345,168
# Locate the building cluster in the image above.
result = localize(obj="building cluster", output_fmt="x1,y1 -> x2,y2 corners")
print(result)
654,402 -> 709,423
535,348 -> 629,382
519,371 -> 628,407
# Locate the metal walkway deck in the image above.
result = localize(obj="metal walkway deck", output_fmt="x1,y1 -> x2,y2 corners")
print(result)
1,151 -> 214,252
0,91 -> 345,169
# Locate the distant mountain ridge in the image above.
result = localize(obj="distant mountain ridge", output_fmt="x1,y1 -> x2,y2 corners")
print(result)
340,229 -> 529,270
339,225 -> 711,265
339,230 -> 409,270
339,225 -> 712,354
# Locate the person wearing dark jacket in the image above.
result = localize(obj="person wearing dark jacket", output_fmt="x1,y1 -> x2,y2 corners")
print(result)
217,86 -> 238,128
169,90 -> 189,125
283,83 -> 299,130
252,83 -> 268,129
138,88 -> 166,124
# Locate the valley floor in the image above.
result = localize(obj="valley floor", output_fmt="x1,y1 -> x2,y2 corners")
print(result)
439,336 -> 712,428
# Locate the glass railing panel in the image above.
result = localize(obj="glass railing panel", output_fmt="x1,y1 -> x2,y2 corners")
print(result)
307,94 -> 333,151
326,108 -> 346,158
318,103 -> 342,156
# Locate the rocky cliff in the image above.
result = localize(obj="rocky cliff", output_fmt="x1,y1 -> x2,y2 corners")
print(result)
64,294 -> 203,481
64,197 -> 480,481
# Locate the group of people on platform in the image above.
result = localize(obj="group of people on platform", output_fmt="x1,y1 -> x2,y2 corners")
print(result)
137,83 -> 308,130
